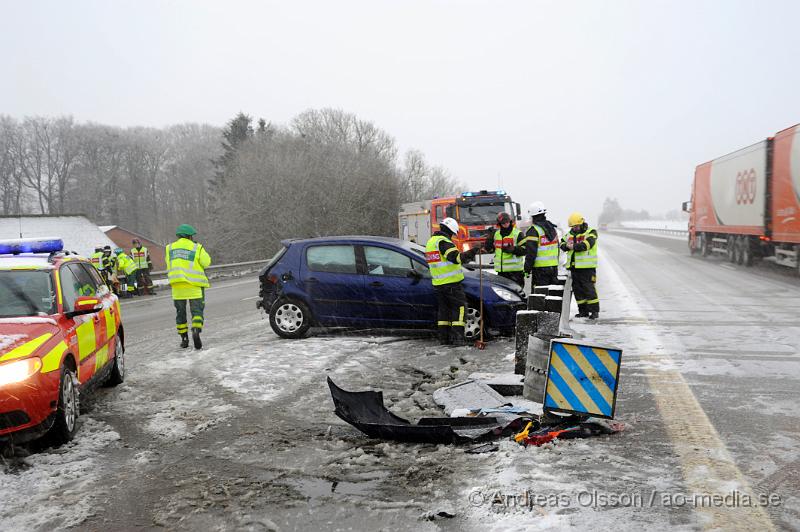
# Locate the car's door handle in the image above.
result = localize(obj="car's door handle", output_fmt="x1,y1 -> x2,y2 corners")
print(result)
307,277 -> 319,283
370,281 -> 384,287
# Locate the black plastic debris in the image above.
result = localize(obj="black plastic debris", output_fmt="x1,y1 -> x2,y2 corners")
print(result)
327,377 -> 525,444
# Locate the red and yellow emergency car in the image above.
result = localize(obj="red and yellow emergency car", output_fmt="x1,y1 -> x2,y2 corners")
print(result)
0,238 -> 125,445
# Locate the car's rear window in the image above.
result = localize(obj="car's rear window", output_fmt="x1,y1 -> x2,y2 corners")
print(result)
0,270 -> 55,317
306,245 -> 357,274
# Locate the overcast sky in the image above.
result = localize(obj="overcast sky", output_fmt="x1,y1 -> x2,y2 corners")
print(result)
3,0 -> 800,225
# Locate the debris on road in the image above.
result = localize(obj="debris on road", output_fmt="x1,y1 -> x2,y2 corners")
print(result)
327,377 -> 526,444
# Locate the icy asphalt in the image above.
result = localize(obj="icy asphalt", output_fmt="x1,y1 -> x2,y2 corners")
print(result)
1,234 -> 798,531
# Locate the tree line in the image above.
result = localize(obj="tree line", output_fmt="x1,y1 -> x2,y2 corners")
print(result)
0,109 -> 462,260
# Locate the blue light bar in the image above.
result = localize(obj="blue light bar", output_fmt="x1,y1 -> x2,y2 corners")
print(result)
0,237 -> 64,255
462,191 -> 475,197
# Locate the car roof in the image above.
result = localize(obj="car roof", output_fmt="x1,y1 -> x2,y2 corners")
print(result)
282,235 -> 418,247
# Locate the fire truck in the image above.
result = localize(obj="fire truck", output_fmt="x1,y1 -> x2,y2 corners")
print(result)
683,123 -> 800,273
398,190 -> 523,255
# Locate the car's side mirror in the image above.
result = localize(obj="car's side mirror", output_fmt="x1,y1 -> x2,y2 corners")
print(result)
67,296 -> 102,317
682,201 -> 692,213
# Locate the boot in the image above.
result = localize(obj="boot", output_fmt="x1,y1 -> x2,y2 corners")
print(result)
192,328 -> 202,349
438,326 -> 452,345
451,326 -> 467,346
179,333 -> 189,348
588,311 -> 599,321
574,303 -> 588,318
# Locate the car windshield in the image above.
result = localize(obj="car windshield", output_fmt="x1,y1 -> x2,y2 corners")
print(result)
0,270 -> 56,317
458,202 -> 513,225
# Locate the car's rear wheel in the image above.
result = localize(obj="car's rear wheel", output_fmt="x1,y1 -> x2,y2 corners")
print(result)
269,298 -> 312,339
463,305 -> 484,340
48,366 -> 79,445
106,335 -> 125,386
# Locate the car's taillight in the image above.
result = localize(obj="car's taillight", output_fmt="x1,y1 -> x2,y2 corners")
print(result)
267,273 -> 279,284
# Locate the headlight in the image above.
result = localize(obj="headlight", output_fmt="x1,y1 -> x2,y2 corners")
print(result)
0,358 -> 42,387
491,286 -> 522,302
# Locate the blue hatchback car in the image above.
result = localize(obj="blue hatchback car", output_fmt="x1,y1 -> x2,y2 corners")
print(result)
257,236 -> 526,339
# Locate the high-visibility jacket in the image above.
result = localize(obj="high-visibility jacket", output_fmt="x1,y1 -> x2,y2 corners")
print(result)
528,224 -> 559,268
90,251 -> 105,271
166,238 -> 212,299
425,235 -> 464,286
493,228 -> 524,272
562,228 -> 598,269
116,252 -> 137,276
131,246 -> 150,270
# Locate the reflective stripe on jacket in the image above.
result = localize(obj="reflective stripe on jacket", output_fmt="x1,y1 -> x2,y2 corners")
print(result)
425,235 -> 464,286
562,228 -> 598,269
531,224 -> 559,268
493,228 -> 523,272
166,239 -> 211,288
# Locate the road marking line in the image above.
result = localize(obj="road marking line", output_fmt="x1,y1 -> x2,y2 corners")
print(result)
603,250 -> 775,531
241,296 -> 259,301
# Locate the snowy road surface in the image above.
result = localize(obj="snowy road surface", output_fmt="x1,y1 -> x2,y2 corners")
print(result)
1,234 -> 798,531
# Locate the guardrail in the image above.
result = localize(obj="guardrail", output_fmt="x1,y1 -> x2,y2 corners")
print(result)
150,259 -> 269,281
609,227 -> 688,237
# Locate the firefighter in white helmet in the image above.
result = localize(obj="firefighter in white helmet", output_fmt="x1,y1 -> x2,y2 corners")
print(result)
425,217 -> 478,345
521,201 -> 560,289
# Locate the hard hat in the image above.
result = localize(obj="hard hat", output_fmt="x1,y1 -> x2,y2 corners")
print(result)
528,201 -> 546,217
440,217 -> 459,234
568,212 -> 585,227
114,247 -> 123,254
496,212 -> 513,226
176,224 -> 197,237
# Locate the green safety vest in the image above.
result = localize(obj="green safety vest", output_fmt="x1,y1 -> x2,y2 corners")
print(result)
116,253 -> 137,276
562,229 -> 598,269
493,228 -> 524,272
90,251 -> 105,271
530,224 -> 559,268
425,235 -> 464,286
166,240 -> 210,287
131,246 -> 149,269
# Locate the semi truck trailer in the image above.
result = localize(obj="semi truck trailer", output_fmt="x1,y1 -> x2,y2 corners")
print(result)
683,123 -> 800,273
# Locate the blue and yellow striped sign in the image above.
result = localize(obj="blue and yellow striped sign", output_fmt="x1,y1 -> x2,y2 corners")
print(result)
544,340 -> 622,419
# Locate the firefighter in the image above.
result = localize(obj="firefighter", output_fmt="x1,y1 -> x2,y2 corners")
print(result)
425,217 -> 477,345
480,212 -> 525,287
90,246 -> 109,285
115,247 -> 137,298
560,212 -> 599,320
102,245 -> 117,291
522,201 -> 560,290
131,238 -> 155,295
166,224 -> 211,349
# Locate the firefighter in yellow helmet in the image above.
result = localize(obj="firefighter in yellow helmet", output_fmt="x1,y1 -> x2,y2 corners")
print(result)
560,212 -> 599,320
425,217 -> 478,345
166,224 -> 212,348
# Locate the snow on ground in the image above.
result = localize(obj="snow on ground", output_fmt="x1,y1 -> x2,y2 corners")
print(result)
0,418 -> 120,531
619,219 -> 688,231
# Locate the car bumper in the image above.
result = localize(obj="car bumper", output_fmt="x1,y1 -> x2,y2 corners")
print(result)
0,370 -> 59,441
486,301 -> 527,328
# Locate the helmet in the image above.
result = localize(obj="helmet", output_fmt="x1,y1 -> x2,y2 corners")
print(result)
132,238 -> 140,245
528,201 -> 546,217
114,247 -> 123,254
496,212 -> 513,226
176,224 -> 197,237
568,212 -> 585,227
439,217 -> 459,235
103,245 -> 111,250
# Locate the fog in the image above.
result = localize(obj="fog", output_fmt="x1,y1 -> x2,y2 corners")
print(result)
3,0 -> 799,225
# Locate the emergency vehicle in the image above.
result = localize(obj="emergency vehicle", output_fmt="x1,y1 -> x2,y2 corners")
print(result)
0,237 -> 124,445
398,190 -> 523,257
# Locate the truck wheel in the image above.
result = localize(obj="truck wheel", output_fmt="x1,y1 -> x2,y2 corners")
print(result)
269,298 -> 312,339
700,234 -> 711,257
727,237 -> 736,262
741,239 -> 753,267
